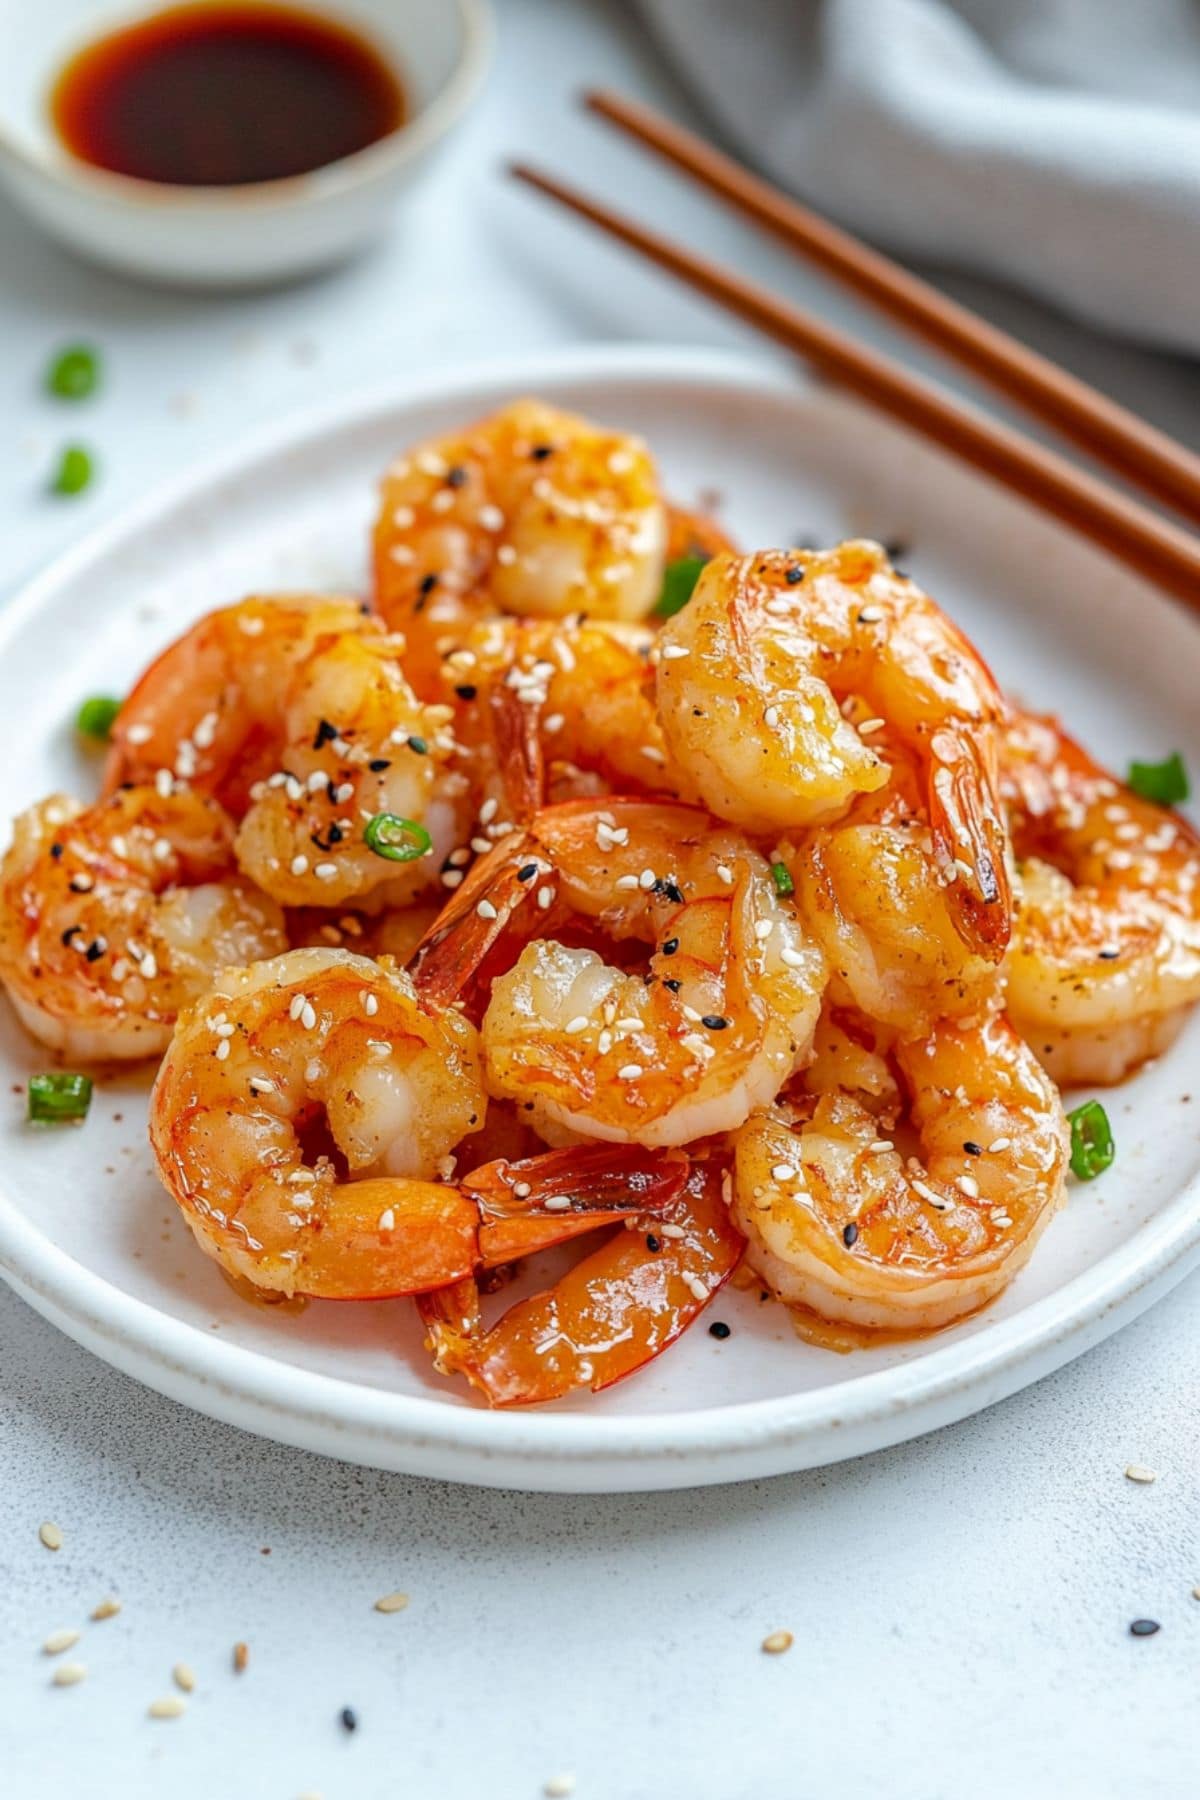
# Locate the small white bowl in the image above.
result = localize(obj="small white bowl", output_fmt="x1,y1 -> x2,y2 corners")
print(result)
0,0 -> 492,287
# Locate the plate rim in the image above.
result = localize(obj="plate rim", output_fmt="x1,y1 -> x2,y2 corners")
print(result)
2,340 -> 1198,1488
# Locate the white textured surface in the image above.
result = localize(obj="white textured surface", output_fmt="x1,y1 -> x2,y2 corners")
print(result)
2,1 -> 1200,1793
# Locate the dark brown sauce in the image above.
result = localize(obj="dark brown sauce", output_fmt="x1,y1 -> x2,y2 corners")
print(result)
51,1 -> 406,187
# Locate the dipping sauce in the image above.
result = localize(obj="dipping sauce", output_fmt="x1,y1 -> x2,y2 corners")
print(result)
50,2 -> 406,187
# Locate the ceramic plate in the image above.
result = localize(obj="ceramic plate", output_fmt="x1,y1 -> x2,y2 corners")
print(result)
1,346 -> 1197,1492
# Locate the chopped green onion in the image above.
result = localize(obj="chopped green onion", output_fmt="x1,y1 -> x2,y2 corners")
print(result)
363,813 -> 432,862
45,344 -> 101,401
1127,751 -> 1189,807
28,1071 -> 93,1124
1067,1100 -> 1114,1181
76,695 -> 121,741
771,861 -> 794,897
50,445 -> 94,497
654,556 -> 708,618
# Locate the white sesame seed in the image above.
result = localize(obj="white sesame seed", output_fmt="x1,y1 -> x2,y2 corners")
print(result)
771,1163 -> 798,1183
565,1016 -> 589,1035
513,1181 -> 532,1199
307,770 -> 329,794
869,1139 -> 893,1153
43,1628 -> 81,1655
754,919 -> 774,940
52,1662 -> 87,1687
957,1175 -> 980,1199
537,885 -> 554,910
126,723 -> 152,745
139,952 -> 158,980
661,644 -> 690,660
544,1777 -> 576,1799
290,854 -> 309,877
1125,1464 -> 1158,1484
857,605 -> 884,623
362,992 -> 379,1017
639,868 -> 656,890
617,1063 -> 643,1081
215,1039 -> 230,1062
214,1021 -> 235,1038
471,837 -> 493,855
543,713 -> 565,734
684,1273 -> 710,1302
289,993 -> 306,1021
441,870 -> 464,889
239,613 -> 266,634
659,1223 -> 686,1239
780,947 -> 804,968
478,503 -> 505,532
148,1695 -> 186,1719
378,1209 -> 396,1232
479,797 -> 498,824
764,705 -> 780,729
39,1521 -> 63,1551
314,862 -> 338,881
857,717 -> 887,736
374,1591 -> 410,1614
615,873 -> 640,891
476,899 -> 498,921
641,745 -> 667,763
762,1630 -> 794,1655
716,863 -> 734,886
334,782 -> 354,805
544,1195 -> 572,1212
90,1597 -> 121,1621
912,1179 -> 948,1211
496,544 -> 517,565
173,1663 -> 196,1693
249,1076 -> 275,1095
300,1002 -> 317,1031
155,768 -> 173,797
989,1137 -> 1012,1153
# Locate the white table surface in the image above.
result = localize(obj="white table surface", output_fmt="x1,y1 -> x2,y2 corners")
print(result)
3,4 -> 1200,1796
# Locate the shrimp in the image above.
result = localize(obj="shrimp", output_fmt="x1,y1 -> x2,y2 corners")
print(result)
0,787 -> 285,1060
149,944 -> 687,1300
373,399 -> 670,694
440,614 -> 676,824
231,624 -> 468,909
412,798 -> 828,1148
1002,712 -> 1200,1084
105,595 -> 372,816
732,1009 -> 1069,1339
419,1156 -> 744,1406
784,708 -> 1003,1035
656,543 -> 1013,958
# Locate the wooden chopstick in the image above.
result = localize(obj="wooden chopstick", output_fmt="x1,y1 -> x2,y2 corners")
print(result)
510,161 -> 1200,613
584,89 -> 1200,529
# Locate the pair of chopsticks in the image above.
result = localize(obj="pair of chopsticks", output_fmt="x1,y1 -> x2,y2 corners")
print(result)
511,91 -> 1200,612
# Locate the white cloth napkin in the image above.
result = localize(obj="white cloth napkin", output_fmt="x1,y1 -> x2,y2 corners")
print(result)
641,0 -> 1200,355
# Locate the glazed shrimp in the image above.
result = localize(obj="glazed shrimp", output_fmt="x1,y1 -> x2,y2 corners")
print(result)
0,787 -> 285,1060
732,1010 -> 1069,1339
232,624 -> 468,908
373,399 -> 670,694
785,708 -> 1003,1035
656,544 -> 1012,957
105,595 -> 372,816
150,945 -> 687,1300
413,798 -> 827,1148
420,1156 -> 744,1406
1002,712 -> 1200,1084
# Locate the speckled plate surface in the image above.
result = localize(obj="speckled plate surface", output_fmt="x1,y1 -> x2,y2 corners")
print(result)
0,345 -> 1197,1492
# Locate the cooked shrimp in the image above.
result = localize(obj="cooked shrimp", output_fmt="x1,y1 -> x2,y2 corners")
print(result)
656,543 -> 1012,957
441,614 -> 676,823
1002,712 -> 1200,1084
732,1009 -> 1068,1338
150,944 -> 688,1300
373,399 -> 670,694
785,709 -> 1003,1034
232,624 -> 468,908
420,1156 -> 744,1406
412,798 -> 827,1148
0,787 -> 285,1061
105,595 -> 372,816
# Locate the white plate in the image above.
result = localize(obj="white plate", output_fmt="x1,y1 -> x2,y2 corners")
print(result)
1,345 -> 1198,1493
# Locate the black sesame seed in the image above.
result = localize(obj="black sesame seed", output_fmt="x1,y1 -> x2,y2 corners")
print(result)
340,1706 -> 359,1731
1129,1619 -> 1160,1637
516,863 -> 538,882
406,736 -> 428,756
701,1014 -> 729,1030
661,938 -> 679,957
530,443 -> 554,461
68,878 -> 91,893
785,564 -> 804,585
1099,949 -> 1120,961
61,925 -> 82,946
368,758 -> 391,773
313,718 -> 338,749
645,1233 -> 661,1252
883,538 -> 910,562
654,879 -> 684,905
454,684 -> 477,701
84,939 -> 105,962
418,572 -> 438,597
50,843 -> 64,859
445,464 -> 467,489
663,978 -> 682,993
708,1320 -> 731,1340
963,1141 -> 983,1156
842,1221 -> 859,1247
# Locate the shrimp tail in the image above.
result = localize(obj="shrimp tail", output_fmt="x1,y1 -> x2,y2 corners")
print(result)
928,727 -> 1012,960
465,1141 -> 690,1267
488,684 -> 546,822
409,843 -> 555,1012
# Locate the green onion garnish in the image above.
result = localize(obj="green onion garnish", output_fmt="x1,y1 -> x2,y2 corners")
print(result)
1127,751 -> 1189,807
771,861 -> 794,897
28,1072 -> 93,1124
1067,1100 -> 1114,1181
50,445 -> 94,497
363,813 -> 432,862
45,344 -> 101,402
76,695 -> 122,741
655,556 -> 708,618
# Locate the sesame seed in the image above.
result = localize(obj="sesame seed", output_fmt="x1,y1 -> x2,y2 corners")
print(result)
300,1002 -> 317,1031
716,863 -> 733,885
91,1597 -> 121,1621
478,503 -> 505,532
215,1039 -> 230,1062
537,886 -> 553,910
771,1163 -> 797,1183
249,1076 -> 275,1095
615,873 -> 640,890
660,1223 -> 686,1239
989,1137 -> 1012,1153
513,1181 -> 532,1199
479,798 -> 498,824
43,1628 -> 81,1655
471,837 -> 492,855
957,1174 -> 980,1198
233,1642 -> 249,1673
476,899 -> 498,921
544,1778 -> 576,1799
544,1195 -> 572,1212
52,1662 -> 87,1687
565,1017 -> 589,1035
780,947 -> 804,969
639,868 -> 656,890
374,1591 -> 410,1614
761,1631 -> 794,1655
290,855 -> 309,876
857,605 -> 884,623
441,871 -> 464,889
869,1140 -> 893,1153
858,717 -> 887,736
544,713 -> 565,734
754,919 -> 774,940
362,992 -> 379,1017
289,992 -> 306,1020
684,1273 -> 710,1302
148,1695 -> 187,1719
377,1209 -> 396,1232
1125,1464 -> 1158,1484
764,705 -> 780,728
314,862 -> 338,881
155,769 -> 173,797
39,1521 -> 63,1551
912,1179 -> 948,1211
661,644 -> 690,660
618,1064 -> 643,1081
173,1663 -> 196,1693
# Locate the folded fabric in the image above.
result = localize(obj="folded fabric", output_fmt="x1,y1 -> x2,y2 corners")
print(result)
640,0 -> 1200,356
